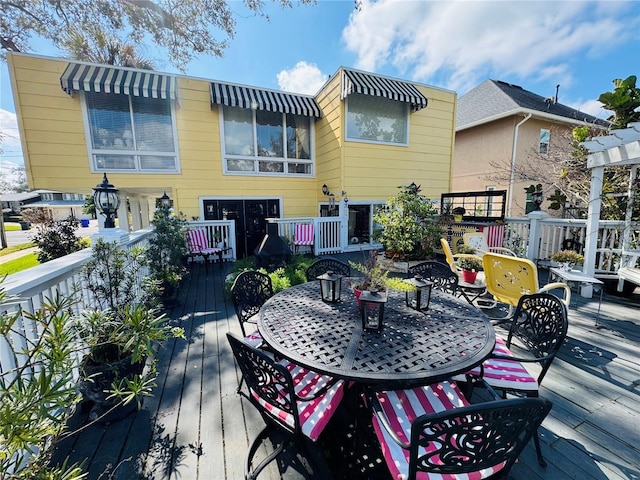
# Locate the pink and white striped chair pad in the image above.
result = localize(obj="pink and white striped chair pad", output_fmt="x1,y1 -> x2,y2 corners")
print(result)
294,224 -> 314,246
187,228 -> 220,255
371,381 -> 506,479
253,361 -> 345,441
243,329 -> 263,348
452,337 -> 538,392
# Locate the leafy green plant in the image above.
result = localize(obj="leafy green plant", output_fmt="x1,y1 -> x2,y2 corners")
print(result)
349,250 -> 390,291
373,184 -> 441,259
458,256 -> 483,272
550,250 -> 584,265
224,254 -> 315,295
456,244 -> 477,254
21,210 -> 84,263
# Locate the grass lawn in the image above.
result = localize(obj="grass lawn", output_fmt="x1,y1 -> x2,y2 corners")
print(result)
0,242 -> 37,256
3,223 -> 23,232
0,253 -> 40,276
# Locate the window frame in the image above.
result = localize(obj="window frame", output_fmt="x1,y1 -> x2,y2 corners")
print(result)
344,93 -> 410,146
539,128 -> 550,154
219,106 -> 315,177
81,92 -> 181,174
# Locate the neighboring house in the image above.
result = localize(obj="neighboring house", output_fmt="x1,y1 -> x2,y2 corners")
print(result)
7,52 -> 456,258
1,190 -> 88,221
453,79 -> 609,217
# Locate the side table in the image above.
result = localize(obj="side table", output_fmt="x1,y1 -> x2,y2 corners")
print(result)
549,267 -> 604,325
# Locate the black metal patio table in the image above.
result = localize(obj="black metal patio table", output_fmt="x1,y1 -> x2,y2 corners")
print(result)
258,281 -> 495,388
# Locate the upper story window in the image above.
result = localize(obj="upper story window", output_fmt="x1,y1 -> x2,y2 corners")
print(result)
346,93 -> 409,145
60,63 -> 179,174
84,92 -> 178,172
539,129 -> 550,154
221,105 -> 313,176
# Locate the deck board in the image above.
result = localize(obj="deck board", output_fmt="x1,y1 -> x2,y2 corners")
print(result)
50,257 -> 640,479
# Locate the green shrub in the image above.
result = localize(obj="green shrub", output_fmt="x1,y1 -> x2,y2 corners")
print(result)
224,254 -> 315,295
21,211 -> 83,263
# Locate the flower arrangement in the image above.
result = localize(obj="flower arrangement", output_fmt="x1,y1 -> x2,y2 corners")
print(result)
458,256 -> 483,272
550,250 -> 584,265
456,244 -> 477,254
348,251 -> 413,292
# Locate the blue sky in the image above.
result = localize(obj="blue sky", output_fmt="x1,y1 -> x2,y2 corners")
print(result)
1,0 -> 639,173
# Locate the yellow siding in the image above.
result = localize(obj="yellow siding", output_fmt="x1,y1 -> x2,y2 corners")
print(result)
8,54 -> 455,219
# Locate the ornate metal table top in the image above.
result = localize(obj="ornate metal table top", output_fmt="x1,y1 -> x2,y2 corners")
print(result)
258,281 -> 495,388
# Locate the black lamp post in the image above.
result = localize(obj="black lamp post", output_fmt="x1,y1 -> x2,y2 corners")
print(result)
317,271 -> 343,303
404,275 -> 433,311
532,189 -> 544,211
93,173 -> 120,228
160,191 -> 171,209
360,289 -> 387,333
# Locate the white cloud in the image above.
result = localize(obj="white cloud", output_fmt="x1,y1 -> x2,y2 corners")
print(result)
276,61 -> 329,95
0,108 -> 22,149
571,99 -> 610,120
342,0 -> 634,95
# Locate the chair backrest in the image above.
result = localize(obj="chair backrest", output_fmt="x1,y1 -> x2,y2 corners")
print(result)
561,238 -> 583,254
187,228 -> 209,253
408,397 -> 552,480
305,258 -> 351,282
506,293 -> 568,384
230,270 -> 274,336
226,332 -> 300,436
482,252 -> 540,307
440,238 -> 458,273
463,232 -> 489,256
294,224 -> 314,246
408,261 -> 458,295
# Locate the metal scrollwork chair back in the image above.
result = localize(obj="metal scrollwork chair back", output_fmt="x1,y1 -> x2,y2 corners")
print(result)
305,258 -> 351,282
408,260 -> 458,296
230,270 -> 274,338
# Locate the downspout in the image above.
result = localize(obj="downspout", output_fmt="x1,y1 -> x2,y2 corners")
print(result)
507,113 -> 532,216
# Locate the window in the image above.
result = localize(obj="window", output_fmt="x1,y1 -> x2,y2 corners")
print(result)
222,106 -> 313,176
539,129 -> 550,154
84,92 -> 178,172
346,93 -> 408,145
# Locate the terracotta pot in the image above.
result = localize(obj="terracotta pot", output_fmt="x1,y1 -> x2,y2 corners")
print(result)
461,269 -> 478,284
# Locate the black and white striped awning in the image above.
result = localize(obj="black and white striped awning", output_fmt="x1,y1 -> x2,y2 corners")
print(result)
341,68 -> 428,112
60,63 -> 177,100
210,82 -> 321,118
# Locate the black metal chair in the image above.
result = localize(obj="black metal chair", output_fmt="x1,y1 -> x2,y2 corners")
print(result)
226,332 -> 346,480
305,258 -> 351,282
229,270 -> 273,345
407,260 -> 458,295
368,378 -> 552,480
456,292 -> 568,467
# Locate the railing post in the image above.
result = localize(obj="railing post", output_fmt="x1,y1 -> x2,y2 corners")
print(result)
525,210 -> 549,261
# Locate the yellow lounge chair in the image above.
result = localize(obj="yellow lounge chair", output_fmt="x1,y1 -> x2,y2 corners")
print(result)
463,232 -> 517,258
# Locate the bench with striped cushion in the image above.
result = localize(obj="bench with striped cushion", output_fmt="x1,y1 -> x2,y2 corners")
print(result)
369,380 -> 550,480
187,228 -> 220,256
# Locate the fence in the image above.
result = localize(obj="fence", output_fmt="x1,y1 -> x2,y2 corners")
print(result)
269,217 -> 342,255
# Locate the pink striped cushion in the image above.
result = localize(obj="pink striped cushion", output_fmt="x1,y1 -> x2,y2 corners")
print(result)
453,337 -> 538,392
253,362 -> 345,441
294,224 -> 314,246
187,229 -> 219,255
244,329 -> 263,348
371,381 -> 505,480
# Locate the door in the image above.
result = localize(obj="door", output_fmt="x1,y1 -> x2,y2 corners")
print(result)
202,199 -> 280,259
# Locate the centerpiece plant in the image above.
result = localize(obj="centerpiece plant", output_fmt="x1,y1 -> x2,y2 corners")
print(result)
458,256 -> 483,283
550,249 -> 584,271
348,250 -> 413,305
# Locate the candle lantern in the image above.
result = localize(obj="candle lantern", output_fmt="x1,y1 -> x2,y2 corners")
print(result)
360,289 -> 387,333
404,275 -> 433,311
317,271 -> 343,303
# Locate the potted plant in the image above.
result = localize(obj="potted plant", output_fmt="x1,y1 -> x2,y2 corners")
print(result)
458,256 -> 483,283
452,207 -> 466,222
348,251 -> 412,305
147,205 -> 189,306
550,250 -> 584,271
456,244 -> 477,254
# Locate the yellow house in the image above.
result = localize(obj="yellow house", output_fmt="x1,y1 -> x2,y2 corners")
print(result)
7,52 -> 456,257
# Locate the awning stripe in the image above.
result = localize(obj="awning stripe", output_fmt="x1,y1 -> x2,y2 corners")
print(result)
341,68 -> 428,112
60,63 -> 177,100
210,81 -> 321,118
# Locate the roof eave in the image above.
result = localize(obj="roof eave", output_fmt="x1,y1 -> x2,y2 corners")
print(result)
456,108 -> 606,132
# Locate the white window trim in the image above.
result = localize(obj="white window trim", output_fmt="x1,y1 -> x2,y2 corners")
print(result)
344,95 -> 410,147
81,92 -> 181,174
539,128 -> 550,155
218,107 -> 315,177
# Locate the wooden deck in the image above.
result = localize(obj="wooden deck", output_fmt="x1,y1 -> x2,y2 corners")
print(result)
51,255 -> 640,479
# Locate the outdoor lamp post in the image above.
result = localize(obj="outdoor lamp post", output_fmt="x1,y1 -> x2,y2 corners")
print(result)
360,289 -> 387,333
160,191 -> 171,209
93,173 -> 120,228
532,189 -> 544,210
404,275 -> 433,311
317,271 -> 343,303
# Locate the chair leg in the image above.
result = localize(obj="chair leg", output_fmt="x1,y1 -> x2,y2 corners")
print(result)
533,429 -> 547,467
246,425 -> 286,480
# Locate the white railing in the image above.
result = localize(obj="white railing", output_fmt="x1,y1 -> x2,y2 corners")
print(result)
186,220 -> 237,260
269,217 -> 343,255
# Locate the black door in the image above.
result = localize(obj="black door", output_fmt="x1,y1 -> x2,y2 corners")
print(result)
202,199 -> 280,259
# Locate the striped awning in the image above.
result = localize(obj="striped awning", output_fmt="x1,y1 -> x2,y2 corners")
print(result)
341,68 -> 428,112
210,82 -> 321,118
60,63 -> 177,100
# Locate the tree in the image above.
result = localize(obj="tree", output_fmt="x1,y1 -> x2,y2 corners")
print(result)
598,75 -> 640,129
1,0 -> 314,72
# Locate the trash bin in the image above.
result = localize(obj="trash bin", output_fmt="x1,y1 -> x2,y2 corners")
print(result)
81,219 -> 90,228
19,221 -> 30,230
